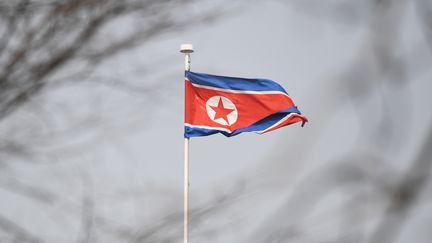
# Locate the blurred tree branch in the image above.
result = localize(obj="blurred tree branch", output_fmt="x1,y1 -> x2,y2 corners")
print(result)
0,1 -> 236,242
0,213 -> 46,243
247,0 -> 432,242
369,127 -> 432,243
0,0 -> 222,122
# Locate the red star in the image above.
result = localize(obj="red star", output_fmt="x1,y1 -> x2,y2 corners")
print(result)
209,97 -> 235,124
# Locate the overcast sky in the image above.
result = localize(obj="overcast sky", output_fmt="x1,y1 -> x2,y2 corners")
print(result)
4,1 -> 432,242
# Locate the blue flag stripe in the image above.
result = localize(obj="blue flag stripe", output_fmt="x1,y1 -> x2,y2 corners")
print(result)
184,107 -> 302,138
186,71 -> 288,94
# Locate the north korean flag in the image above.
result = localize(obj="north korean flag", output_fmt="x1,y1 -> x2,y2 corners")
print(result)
184,71 -> 308,138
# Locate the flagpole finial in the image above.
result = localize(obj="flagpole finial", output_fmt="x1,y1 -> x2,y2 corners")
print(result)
180,44 -> 193,71
180,44 -> 194,53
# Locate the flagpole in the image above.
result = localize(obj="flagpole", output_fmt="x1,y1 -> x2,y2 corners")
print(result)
180,43 -> 193,243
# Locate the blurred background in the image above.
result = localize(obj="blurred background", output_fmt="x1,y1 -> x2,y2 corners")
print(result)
0,0 -> 431,242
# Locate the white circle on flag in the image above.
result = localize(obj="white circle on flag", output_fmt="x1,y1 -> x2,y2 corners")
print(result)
206,96 -> 238,126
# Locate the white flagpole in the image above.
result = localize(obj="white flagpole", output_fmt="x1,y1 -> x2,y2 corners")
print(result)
180,43 -> 193,243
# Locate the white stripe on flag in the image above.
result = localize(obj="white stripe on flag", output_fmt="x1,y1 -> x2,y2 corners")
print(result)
256,113 -> 296,134
184,123 -> 233,133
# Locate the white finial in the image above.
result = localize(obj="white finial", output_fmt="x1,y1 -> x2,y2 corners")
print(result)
180,44 -> 194,53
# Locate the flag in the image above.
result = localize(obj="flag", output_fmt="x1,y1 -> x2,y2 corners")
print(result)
184,71 -> 308,138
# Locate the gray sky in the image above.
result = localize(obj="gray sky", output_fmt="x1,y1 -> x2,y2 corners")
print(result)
3,1 -> 432,242
101,0 -> 432,187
